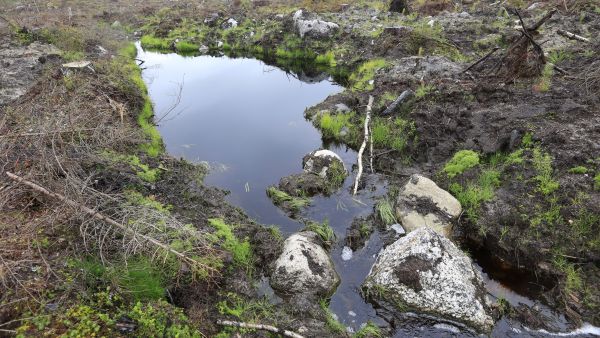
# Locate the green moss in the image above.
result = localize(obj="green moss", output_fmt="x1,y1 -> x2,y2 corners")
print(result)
568,166 -> 588,174
349,59 -> 387,91
125,190 -> 172,214
532,148 -> 559,195
208,219 -> 253,272
326,160 -> 347,190
266,186 -> 311,213
175,40 -> 199,53
128,301 -> 201,337
121,42 -> 138,59
354,322 -> 383,338
506,149 -> 524,165
444,150 -> 480,178
305,219 -> 335,247
217,292 -> 273,322
595,172 -> 600,190
140,35 -> 171,50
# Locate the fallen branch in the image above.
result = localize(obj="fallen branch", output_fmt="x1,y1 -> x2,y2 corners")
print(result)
5,171 -> 217,275
216,320 -> 304,338
463,47 -> 499,73
353,95 -> 374,195
557,29 -> 590,43
381,89 -> 414,115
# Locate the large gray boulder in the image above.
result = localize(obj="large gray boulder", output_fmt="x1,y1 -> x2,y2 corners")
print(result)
395,174 -> 461,237
270,232 -> 340,298
363,227 -> 494,332
292,10 -> 339,39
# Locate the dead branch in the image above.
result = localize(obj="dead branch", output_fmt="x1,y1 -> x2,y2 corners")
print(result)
557,29 -> 590,43
353,95 -> 374,195
463,47 -> 499,73
5,172 -> 218,275
216,320 -> 305,338
381,89 -> 414,115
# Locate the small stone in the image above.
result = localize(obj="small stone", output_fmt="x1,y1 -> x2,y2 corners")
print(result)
390,223 -> 406,235
335,103 -> 351,112
341,246 -> 353,261
217,41 -> 224,48
198,45 -> 209,53
348,310 -> 357,317
339,126 -> 349,137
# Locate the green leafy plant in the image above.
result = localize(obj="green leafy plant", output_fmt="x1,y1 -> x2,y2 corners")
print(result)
568,166 -> 588,174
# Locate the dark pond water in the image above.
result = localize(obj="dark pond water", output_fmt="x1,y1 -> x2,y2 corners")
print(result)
137,44 -> 599,337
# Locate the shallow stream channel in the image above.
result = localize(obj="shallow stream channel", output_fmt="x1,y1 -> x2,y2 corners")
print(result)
137,44 -> 598,338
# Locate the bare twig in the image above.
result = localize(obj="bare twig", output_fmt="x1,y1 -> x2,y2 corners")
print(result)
216,320 -> 305,338
463,47 -> 499,73
353,95 -> 374,195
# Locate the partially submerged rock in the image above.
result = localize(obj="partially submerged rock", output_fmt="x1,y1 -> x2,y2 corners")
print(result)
276,149 -> 347,200
270,231 -> 340,298
292,10 -> 339,39
363,227 -> 494,332
395,174 -> 461,237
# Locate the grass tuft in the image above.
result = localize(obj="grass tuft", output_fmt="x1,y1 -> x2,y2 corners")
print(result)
305,219 -> 335,247
354,321 -> 384,338
376,198 -> 396,225
532,148 -> 559,195
349,59 -> 387,91
266,187 -> 311,212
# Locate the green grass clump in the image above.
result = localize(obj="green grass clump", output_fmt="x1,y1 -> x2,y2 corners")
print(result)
415,83 -> 435,99
175,40 -> 199,53
568,166 -> 588,174
376,198 -> 396,225
595,172 -> 600,190
118,258 -> 166,301
140,35 -> 171,50
371,117 -> 416,151
553,256 -> 583,293
305,219 -> 335,247
326,160 -> 347,190
349,59 -> 387,91
315,51 -> 337,67
532,148 -> 559,195
208,219 -> 253,272
121,42 -> 137,59
319,111 -> 355,139
444,150 -> 480,178
505,149 -> 524,165
354,322 -> 384,338
125,190 -> 172,214
217,292 -> 274,322
266,187 -> 311,212
536,63 -> 553,92
449,169 -> 501,224
319,299 -> 346,333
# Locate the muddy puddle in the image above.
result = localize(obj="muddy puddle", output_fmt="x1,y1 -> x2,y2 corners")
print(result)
136,44 -> 598,337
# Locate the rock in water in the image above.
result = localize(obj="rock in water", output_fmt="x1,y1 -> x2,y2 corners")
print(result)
270,232 -> 340,298
363,227 -> 494,332
395,174 -> 461,237
302,149 -> 345,178
292,10 -> 339,39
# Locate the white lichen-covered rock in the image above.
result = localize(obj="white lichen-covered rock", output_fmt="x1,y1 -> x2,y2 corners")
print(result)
302,149 -> 346,178
363,227 -> 494,332
270,232 -> 340,297
395,174 -> 461,237
292,10 -> 339,39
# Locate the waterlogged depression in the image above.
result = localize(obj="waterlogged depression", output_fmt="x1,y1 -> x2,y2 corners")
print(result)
137,44 -> 600,337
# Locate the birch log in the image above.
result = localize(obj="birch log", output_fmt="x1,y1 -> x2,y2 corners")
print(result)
216,320 -> 305,338
353,95 -> 374,195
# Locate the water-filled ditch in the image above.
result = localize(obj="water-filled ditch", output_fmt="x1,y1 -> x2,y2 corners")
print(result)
136,44 -> 598,337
